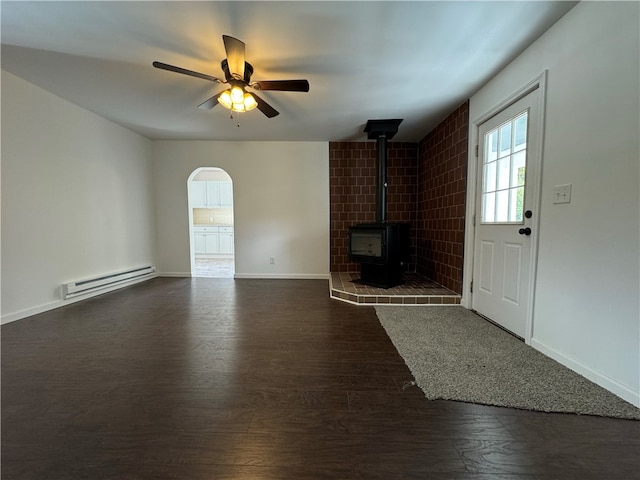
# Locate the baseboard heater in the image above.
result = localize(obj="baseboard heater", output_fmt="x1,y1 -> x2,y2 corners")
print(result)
62,265 -> 156,300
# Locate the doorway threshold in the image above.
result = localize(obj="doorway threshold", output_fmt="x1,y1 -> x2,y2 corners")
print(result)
330,272 -> 461,306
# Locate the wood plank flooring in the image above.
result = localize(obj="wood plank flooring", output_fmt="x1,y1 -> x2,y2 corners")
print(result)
2,278 -> 639,479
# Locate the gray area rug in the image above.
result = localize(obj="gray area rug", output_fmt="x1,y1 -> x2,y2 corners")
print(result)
376,306 -> 640,420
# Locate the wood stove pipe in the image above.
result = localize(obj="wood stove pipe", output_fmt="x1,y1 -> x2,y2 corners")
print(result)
364,119 -> 403,224
375,133 -> 388,223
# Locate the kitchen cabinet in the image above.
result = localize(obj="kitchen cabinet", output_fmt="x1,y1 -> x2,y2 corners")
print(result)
205,233 -> 219,253
218,226 -> 234,254
190,182 -> 208,208
206,182 -> 220,207
193,226 -> 233,254
219,182 -> 233,207
190,181 -> 232,208
194,233 -> 207,254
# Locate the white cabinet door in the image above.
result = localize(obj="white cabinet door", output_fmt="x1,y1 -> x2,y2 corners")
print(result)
194,233 -> 207,254
191,181 -> 232,208
205,233 -> 219,253
219,181 -> 233,207
206,182 -> 220,207
218,232 -> 234,254
190,182 -> 207,208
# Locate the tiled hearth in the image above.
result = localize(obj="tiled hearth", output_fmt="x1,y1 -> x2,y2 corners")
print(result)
330,272 -> 461,306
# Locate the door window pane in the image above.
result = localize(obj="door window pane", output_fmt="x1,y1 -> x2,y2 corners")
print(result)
482,192 -> 496,223
496,190 -> 509,222
487,131 -> 498,162
513,112 -> 528,151
509,187 -> 524,222
499,123 -> 512,156
497,157 -> 511,190
484,161 -> 497,192
511,151 -> 526,187
480,109 -> 529,224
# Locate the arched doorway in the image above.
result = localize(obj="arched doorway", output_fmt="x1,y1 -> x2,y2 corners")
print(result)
187,168 -> 235,278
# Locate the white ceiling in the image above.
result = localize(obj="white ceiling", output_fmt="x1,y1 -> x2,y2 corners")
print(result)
1,1 -> 577,142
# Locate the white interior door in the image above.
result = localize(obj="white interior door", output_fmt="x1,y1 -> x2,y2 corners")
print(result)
472,89 -> 541,338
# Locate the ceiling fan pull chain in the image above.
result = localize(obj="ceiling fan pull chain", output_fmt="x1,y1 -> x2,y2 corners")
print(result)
229,110 -> 240,128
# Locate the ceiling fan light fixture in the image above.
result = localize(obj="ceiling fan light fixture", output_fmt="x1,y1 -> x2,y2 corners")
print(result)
243,93 -> 258,111
219,87 -> 257,113
218,90 -> 233,109
231,102 -> 246,112
230,86 -> 245,104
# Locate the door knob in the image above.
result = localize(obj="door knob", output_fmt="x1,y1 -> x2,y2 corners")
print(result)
518,227 -> 532,236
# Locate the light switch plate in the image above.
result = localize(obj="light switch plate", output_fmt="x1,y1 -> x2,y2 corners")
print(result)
553,184 -> 572,204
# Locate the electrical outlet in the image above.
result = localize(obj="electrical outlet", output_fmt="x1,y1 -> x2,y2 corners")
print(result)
553,184 -> 572,204
269,256 -> 276,265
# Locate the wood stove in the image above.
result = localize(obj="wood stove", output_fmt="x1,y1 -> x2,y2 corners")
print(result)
348,119 -> 410,288
349,222 -> 409,288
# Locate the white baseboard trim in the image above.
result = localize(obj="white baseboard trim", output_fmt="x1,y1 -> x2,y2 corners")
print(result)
1,274 -> 157,325
155,272 -> 329,280
234,273 -> 330,280
1,300 -> 63,325
531,338 -> 640,408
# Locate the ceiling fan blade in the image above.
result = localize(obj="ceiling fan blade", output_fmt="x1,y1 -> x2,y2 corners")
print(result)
197,92 -> 224,110
152,61 -> 223,83
222,35 -> 245,80
252,80 -> 310,92
251,92 -> 279,118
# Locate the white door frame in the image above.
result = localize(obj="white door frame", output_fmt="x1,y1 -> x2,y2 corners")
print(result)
462,71 -> 547,344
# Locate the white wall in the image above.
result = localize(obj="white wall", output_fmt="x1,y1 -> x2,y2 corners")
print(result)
467,2 -> 639,406
1,71 -> 155,322
152,141 -> 329,278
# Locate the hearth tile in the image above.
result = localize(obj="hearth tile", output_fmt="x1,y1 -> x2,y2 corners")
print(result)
329,272 -> 461,306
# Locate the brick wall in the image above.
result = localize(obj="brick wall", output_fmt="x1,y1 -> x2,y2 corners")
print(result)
329,102 -> 469,292
416,101 -> 469,293
329,142 -> 418,272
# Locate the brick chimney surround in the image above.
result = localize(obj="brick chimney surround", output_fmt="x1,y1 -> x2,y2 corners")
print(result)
329,101 -> 469,294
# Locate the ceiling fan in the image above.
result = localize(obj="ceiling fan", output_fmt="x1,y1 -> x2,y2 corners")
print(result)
153,35 -> 309,118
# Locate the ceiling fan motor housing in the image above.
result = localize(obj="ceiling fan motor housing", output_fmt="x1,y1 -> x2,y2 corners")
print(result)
221,59 -> 254,83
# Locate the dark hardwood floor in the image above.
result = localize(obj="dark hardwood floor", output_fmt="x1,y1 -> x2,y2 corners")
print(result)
2,278 -> 639,479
